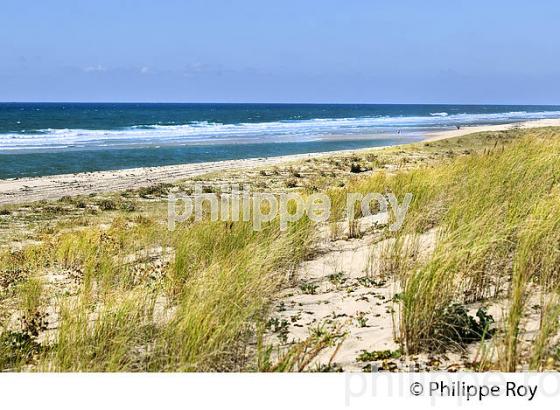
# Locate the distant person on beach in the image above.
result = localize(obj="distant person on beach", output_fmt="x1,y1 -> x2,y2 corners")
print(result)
456,125 -> 461,130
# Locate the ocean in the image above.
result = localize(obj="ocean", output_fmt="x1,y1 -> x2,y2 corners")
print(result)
1,103 -> 559,179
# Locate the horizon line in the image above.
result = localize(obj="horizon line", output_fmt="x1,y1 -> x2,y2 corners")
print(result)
1,101 -> 560,106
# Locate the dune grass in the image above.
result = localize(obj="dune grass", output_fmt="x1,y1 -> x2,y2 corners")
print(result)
331,128 -> 560,368
1,203 -> 314,371
2,127 -> 560,371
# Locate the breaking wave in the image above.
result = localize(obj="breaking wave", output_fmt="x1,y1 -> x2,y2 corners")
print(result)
2,110 -> 560,150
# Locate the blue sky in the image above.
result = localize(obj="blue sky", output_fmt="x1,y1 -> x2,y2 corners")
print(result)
1,0 -> 559,103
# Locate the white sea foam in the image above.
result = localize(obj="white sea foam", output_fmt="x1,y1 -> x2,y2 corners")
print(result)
2,110 -> 560,150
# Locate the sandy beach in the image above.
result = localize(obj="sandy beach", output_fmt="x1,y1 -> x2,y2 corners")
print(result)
0,149 -> 380,205
424,117 -> 560,141
1,117 -> 560,205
